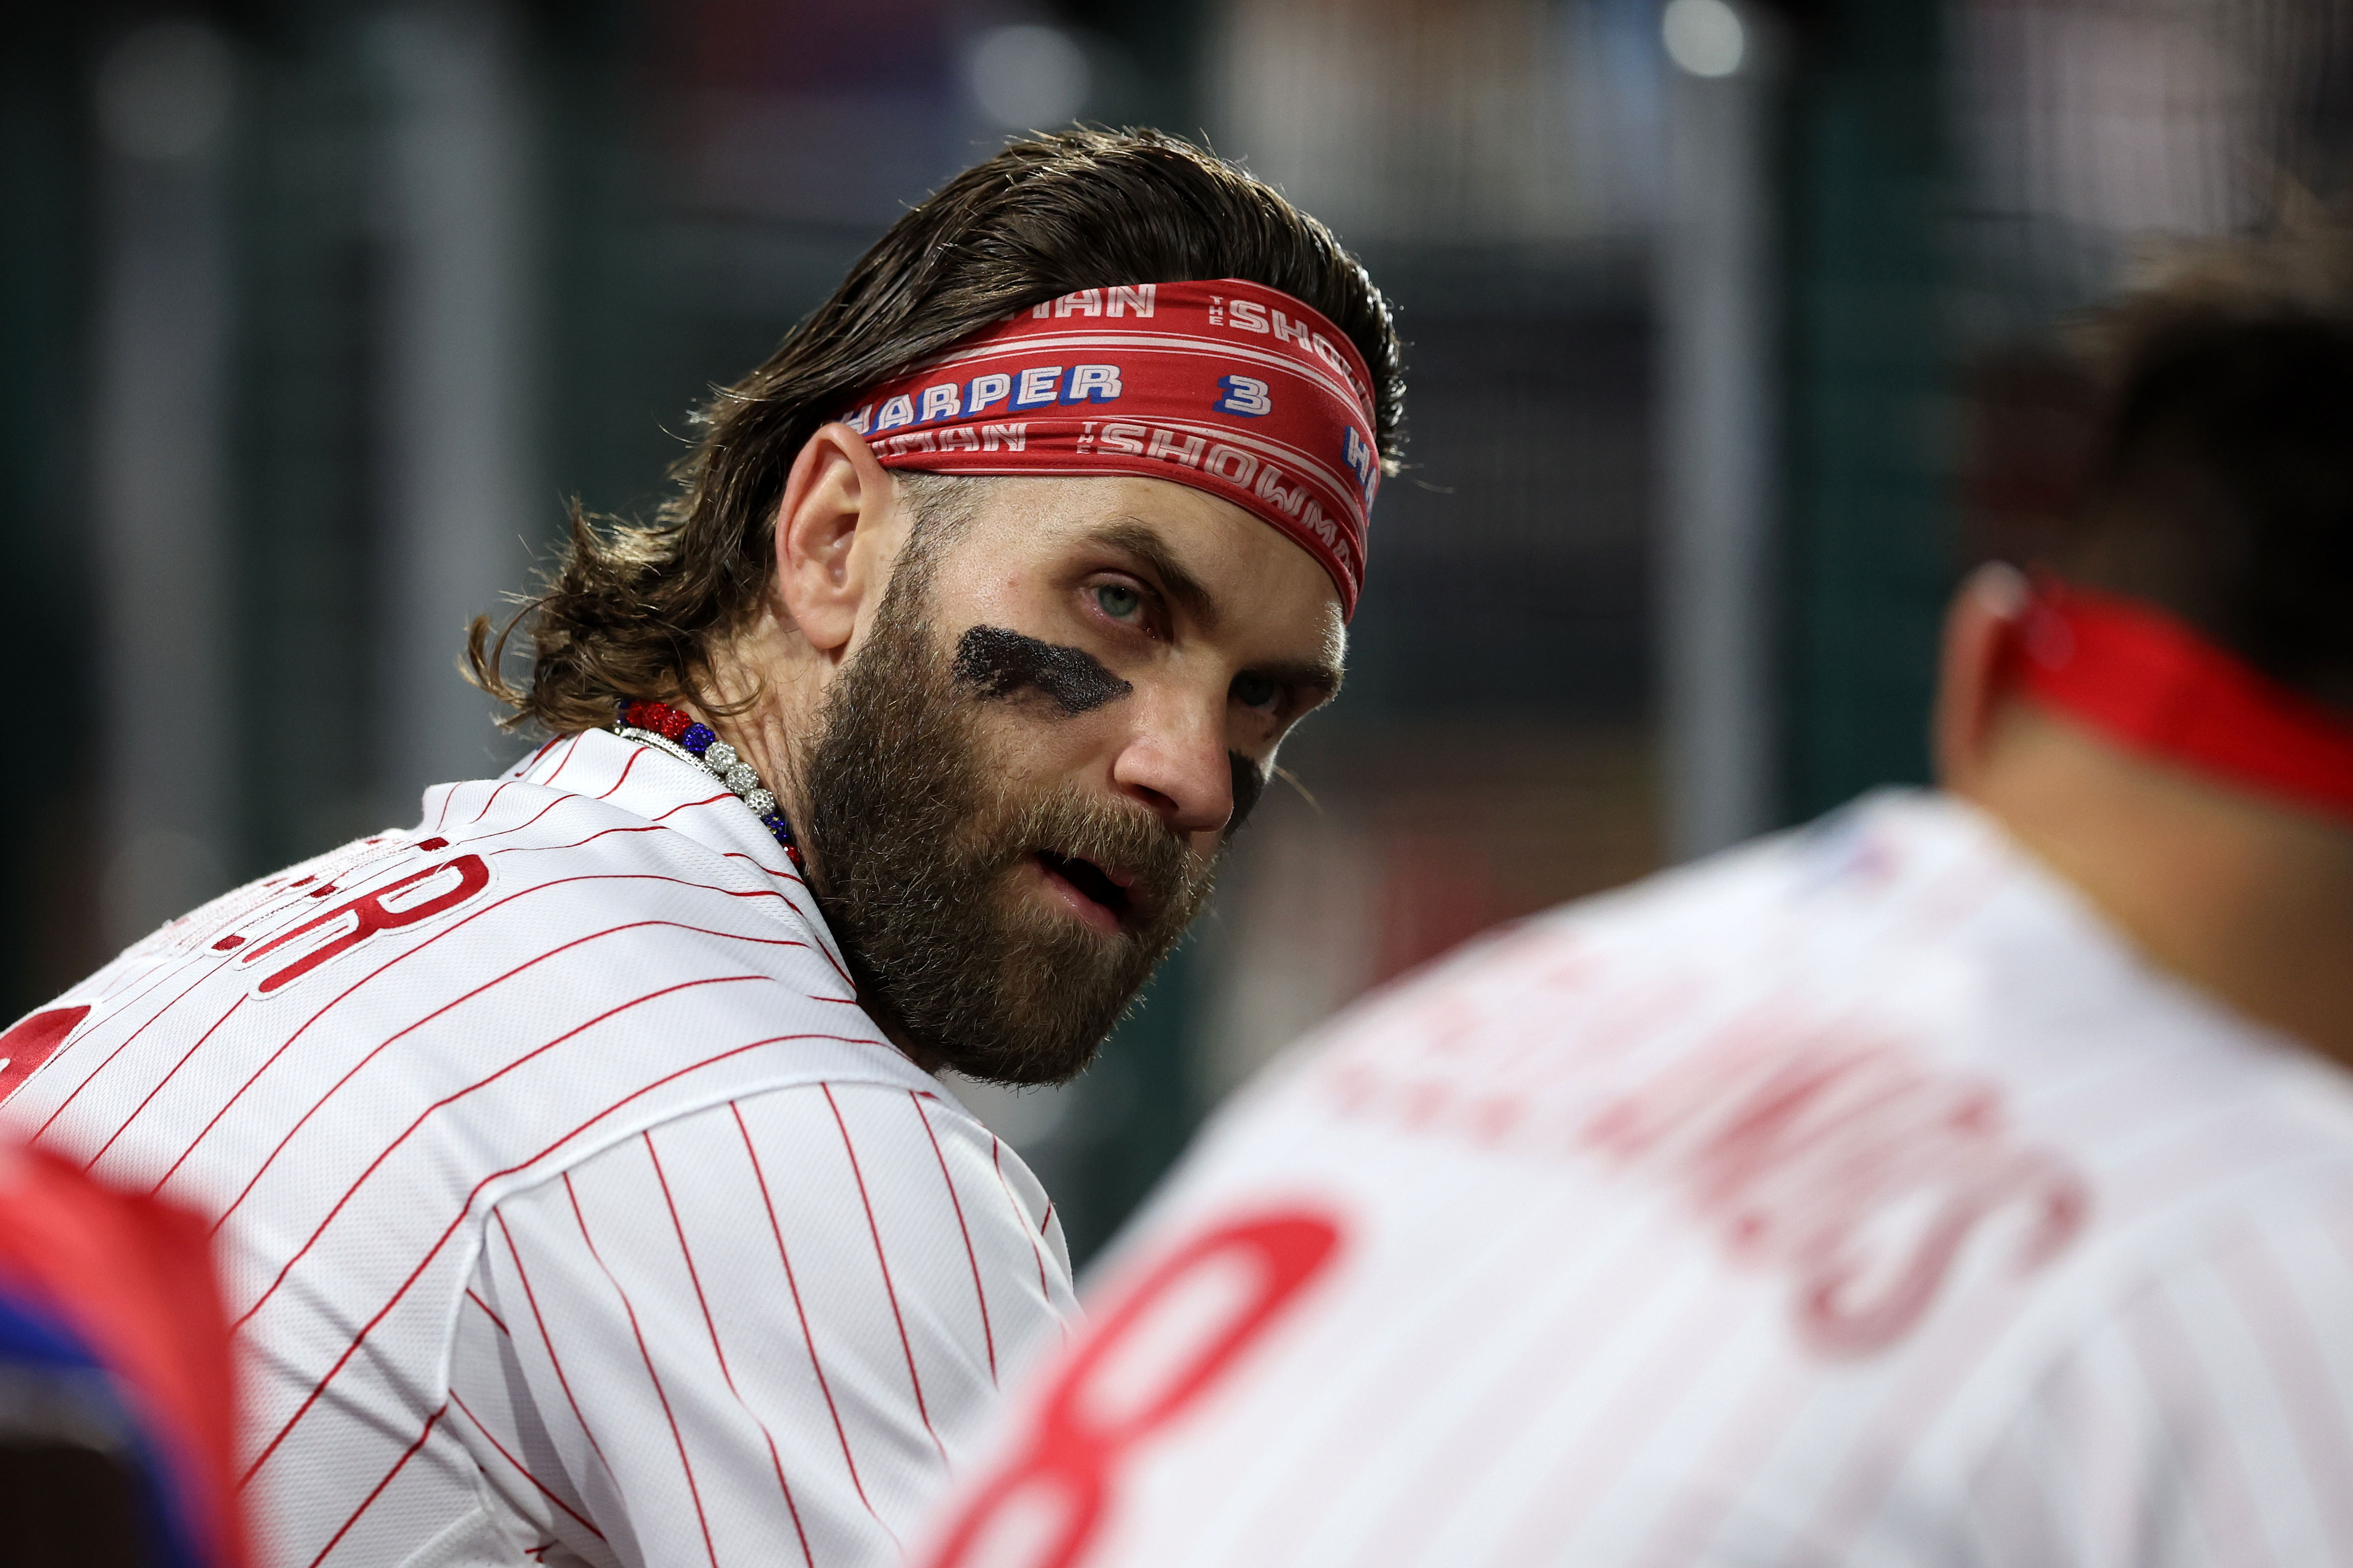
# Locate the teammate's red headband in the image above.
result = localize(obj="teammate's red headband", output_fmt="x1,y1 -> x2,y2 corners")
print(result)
2007,578 -> 2353,822
838,278 -> 1382,617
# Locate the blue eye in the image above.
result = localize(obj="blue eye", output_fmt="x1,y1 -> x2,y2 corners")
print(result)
1095,583 -> 1144,621
1233,671 -> 1279,710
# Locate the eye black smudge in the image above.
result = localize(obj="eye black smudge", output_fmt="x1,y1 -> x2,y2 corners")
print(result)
951,625 -> 1134,716
1227,752 -> 1265,839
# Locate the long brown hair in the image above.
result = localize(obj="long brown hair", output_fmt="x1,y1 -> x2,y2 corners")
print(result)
467,128 -> 1406,735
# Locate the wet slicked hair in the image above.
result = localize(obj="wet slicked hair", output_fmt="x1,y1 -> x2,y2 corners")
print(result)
469,129 -> 1405,734
2058,215 -> 2353,711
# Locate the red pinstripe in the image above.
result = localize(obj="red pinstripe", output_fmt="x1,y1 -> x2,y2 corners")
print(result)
911,1092 -> 997,1383
720,850 -> 804,887
991,1135 -> 1051,1297
89,937 -> 189,1006
1230,1180 -> 1614,1562
656,792 -> 738,821
457,790 -> 582,848
306,1403 -> 447,1568
2211,1236 -> 2353,1549
449,1388 -> 607,1541
642,1130 -> 817,1568
1482,1244 -> 1762,1564
233,975 -> 770,1328
205,912 -> 816,1225
564,1171 -> 722,1568
459,778 -> 525,831
536,733 -> 585,791
494,1210 -> 616,1476
729,1102 -> 895,1543
489,822 -> 817,878
2211,1241 -> 2353,1561
822,1083 -> 948,1464
596,746 -> 649,801
153,877 -> 653,1196
30,963 -> 218,1144
2123,1286 -> 2278,1564
82,993 -> 245,1172
427,783 -> 465,834
495,826 -> 692,857
463,735 -> 567,827
465,1288 -> 509,1338
1745,1169 -> 2060,1562
237,1031 -> 863,1487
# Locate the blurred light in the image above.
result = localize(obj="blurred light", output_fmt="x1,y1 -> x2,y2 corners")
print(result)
96,22 -> 234,162
967,24 -> 1091,129
1662,0 -> 1746,79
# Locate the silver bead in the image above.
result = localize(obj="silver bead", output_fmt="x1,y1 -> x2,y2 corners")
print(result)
725,763 -> 760,795
744,788 -> 777,816
703,740 -> 737,773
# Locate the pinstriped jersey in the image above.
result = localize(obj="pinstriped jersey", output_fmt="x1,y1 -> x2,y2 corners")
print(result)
921,791 -> 2353,1568
2,728 -> 1077,1567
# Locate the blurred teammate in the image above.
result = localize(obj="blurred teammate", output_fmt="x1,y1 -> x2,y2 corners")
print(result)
0,130 -> 1399,1567
922,226 -> 2353,1566
0,1145 -> 243,1568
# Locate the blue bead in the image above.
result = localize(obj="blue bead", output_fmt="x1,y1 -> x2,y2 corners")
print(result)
680,723 -> 715,755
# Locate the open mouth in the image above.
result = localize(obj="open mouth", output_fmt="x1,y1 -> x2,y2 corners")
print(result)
1034,849 -> 1136,929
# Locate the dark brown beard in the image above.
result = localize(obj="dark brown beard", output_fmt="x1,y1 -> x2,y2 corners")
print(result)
794,571 -> 1217,1085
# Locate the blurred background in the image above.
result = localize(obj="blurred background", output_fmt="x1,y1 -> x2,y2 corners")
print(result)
5,0 -> 2349,1264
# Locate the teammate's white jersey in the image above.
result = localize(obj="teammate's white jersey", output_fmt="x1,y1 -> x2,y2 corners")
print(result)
1,728 -> 1078,1568
921,791 -> 2353,1568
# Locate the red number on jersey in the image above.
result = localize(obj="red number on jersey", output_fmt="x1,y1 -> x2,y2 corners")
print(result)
924,1208 -> 1343,1568
237,855 -> 492,995
0,1007 -> 91,1104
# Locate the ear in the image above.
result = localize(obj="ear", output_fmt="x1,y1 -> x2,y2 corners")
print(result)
772,423 -> 904,657
1934,561 -> 2031,793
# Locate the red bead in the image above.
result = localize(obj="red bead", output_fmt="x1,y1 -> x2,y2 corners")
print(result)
623,698 -> 695,741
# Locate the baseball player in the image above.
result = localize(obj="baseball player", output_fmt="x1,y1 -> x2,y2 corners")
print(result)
0,129 -> 1401,1567
921,226 -> 2353,1566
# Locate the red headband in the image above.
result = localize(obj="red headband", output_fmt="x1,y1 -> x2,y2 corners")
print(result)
2007,578 -> 2353,822
838,279 -> 1382,617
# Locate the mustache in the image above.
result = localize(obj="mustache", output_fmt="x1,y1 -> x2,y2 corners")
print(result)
993,780 -> 1215,927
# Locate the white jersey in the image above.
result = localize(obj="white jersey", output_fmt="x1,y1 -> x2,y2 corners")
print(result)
920,791 -> 2353,1568
1,728 -> 1077,1568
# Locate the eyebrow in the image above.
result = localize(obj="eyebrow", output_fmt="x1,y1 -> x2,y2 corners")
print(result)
1086,518 -> 1347,699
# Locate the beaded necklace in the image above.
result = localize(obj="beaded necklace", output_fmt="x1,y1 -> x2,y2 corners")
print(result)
613,698 -> 803,868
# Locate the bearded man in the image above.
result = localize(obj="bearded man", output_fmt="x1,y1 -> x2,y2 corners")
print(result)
0,129 -> 1401,1567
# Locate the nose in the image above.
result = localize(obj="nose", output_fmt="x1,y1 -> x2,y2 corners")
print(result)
1108,688 -> 1234,839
